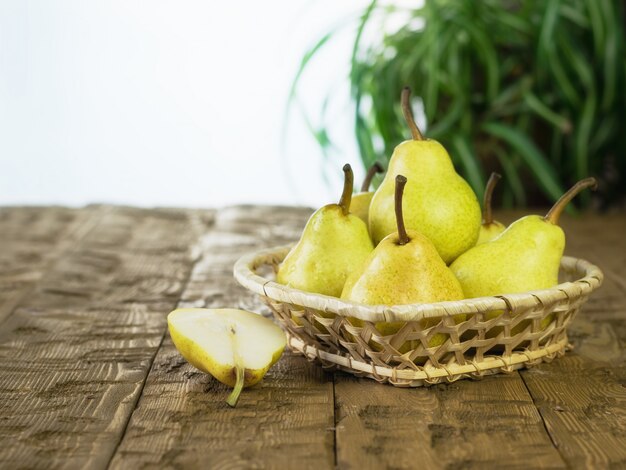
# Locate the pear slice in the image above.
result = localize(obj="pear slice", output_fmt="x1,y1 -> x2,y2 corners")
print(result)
168,308 -> 287,407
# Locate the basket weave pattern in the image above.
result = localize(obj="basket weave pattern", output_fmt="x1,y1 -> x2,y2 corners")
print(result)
234,246 -> 603,387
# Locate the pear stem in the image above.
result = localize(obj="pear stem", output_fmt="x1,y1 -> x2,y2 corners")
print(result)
401,87 -> 424,141
226,327 -> 245,408
338,164 -> 354,215
482,172 -> 502,225
545,177 -> 598,225
395,175 -> 410,245
360,162 -> 385,192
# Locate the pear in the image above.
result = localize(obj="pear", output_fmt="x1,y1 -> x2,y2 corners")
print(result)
368,87 -> 481,262
476,172 -> 506,245
350,162 -> 385,224
450,177 -> 597,330
168,308 -> 286,407
276,164 -> 374,297
342,175 -> 464,351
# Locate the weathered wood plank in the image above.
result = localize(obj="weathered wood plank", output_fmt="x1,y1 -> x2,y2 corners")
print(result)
518,212 -> 626,469
110,206 -> 337,469
521,357 -> 626,469
0,206 -> 100,324
0,206 -> 208,469
335,373 -> 565,469
332,211 -> 625,468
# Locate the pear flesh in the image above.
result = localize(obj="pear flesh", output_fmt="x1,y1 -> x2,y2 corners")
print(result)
168,308 -> 287,407
369,140 -> 481,264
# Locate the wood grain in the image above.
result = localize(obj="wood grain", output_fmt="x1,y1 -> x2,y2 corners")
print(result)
0,206 -> 208,469
0,206 -> 100,324
109,206 -> 338,469
0,206 -> 623,469
335,373 -> 565,469
518,213 -> 626,469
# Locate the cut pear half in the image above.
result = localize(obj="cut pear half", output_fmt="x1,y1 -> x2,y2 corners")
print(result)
168,308 -> 287,407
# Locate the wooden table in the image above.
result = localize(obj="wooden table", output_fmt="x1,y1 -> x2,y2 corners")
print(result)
0,205 -> 624,469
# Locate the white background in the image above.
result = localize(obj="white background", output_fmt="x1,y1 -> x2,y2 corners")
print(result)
0,1 -> 378,209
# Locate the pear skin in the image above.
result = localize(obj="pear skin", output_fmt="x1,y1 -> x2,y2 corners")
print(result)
350,192 -> 374,225
368,88 -> 480,262
477,220 -> 506,245
450,178 -> 597,333
342,229 -> 464,305
351,162 -> 385,224
277,164 -> 374,298
452,215 -> 565,298
343,175 -> 465,354
476,172 -> 506,245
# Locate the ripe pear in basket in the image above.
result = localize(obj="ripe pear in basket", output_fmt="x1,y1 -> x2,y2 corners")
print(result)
342,175 -> 465,357
234,217 -> 603,387
368,87 -> 481,263
451,177 -> 598,336
350,162 -> 385,224
477,172 -> 506,245
234,118 -> 603,386
276,163 -> 373,326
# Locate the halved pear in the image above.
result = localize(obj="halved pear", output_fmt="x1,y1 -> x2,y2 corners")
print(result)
168,308 -> 287,407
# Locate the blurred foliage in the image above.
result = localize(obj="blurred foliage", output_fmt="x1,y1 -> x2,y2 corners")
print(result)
291,0 -> 626,208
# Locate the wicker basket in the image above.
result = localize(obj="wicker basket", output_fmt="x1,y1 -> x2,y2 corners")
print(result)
233,245 -> 603,387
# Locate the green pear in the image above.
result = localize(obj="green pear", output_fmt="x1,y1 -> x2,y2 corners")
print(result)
342,175 -> 464,351
351,162 -> 385,224
276,164 -> 374,297
450,177 -> 597,329
476,172 -> 506,245
368,87 -> 481,263
168,308 -> 287,407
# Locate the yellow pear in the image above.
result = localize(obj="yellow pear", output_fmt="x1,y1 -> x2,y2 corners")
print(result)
168,308 -> 286,407
476,172 -> 506,245
450,178 -> 597,331
342,175 -> 465,352
350,162 -> 385,224
276,164 -> 374,297
368,87 -> 481,263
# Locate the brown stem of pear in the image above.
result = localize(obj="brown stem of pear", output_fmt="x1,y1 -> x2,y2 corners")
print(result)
395,175 -> 410,245
226,326 -> 245,408
482,172 -> 502,225
401,87 -> 424,141
360,162 -> 385,192
545,177 -> 598,225
338,164 -> 354,215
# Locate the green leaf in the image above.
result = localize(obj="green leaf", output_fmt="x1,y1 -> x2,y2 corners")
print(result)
493,146 -> 526,207
482,122 -> 564,202
575,93 -> 597,182
523,91 -> 571,133
450,135 -> 485,200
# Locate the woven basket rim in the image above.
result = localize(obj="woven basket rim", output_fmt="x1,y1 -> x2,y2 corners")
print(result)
233,244 -> 604,323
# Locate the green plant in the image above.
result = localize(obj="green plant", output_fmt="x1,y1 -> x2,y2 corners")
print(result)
290,0 -> 626,208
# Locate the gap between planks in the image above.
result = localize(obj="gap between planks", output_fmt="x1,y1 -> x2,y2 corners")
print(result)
105,211 -> 206,468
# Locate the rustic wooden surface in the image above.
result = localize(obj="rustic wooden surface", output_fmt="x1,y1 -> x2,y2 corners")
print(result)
0,205 -> 624,469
